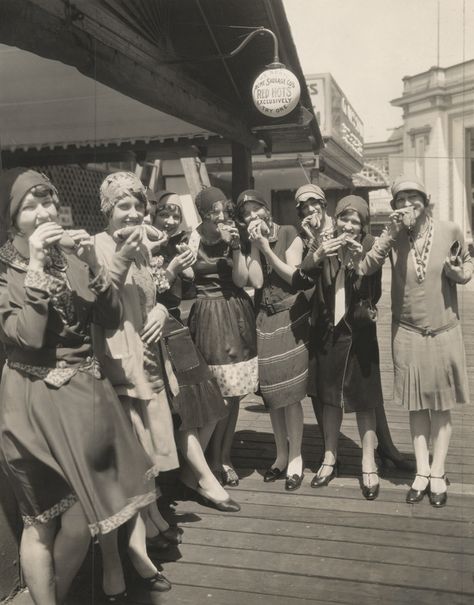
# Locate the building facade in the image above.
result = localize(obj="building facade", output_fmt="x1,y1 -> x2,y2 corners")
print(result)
365,60 -> 474,241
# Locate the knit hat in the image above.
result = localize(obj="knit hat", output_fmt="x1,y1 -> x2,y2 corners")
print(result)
100,171 -> 146,216
390,175 -> 428,209
194,186 -> 227,218
0,168 -> 57,238
335,195 -> 369,227
295,183 -> 326,207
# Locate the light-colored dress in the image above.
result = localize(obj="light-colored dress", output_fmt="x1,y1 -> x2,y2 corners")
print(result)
94,232 -> 179,471
361,220 -> 471,411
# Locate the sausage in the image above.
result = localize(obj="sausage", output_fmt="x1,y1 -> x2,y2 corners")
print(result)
143,225 -> 166,241
113,225 -> 140,242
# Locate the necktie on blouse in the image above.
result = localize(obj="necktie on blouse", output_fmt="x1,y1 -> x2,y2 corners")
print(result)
333,261 -> 346,326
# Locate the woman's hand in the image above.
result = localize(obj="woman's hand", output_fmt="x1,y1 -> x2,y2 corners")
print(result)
65,229 -> 102,272
301,215 -> 321,240
227,226 -> 241,250
118,227 -> 143,260
168,246 -> 196,276
141,304 -> 168,344
247,218 -> 270,239
344,237 -> 364,263
28,222 -> 65,269
387,210 -> 408,238
250,233 -> 271,254
443,257 -> 469,284
248,219 -> 271,254
312,237 -> 342,263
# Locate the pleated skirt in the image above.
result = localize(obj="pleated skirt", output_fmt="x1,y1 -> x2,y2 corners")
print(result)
392,322 -> 469,411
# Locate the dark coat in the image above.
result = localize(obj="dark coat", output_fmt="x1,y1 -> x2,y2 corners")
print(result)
295,234 -> 384,412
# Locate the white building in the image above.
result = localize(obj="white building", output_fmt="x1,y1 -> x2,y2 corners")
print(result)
364,60 -> 474,241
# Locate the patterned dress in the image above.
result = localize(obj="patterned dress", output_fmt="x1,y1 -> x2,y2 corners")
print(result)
188,238 -> 258,398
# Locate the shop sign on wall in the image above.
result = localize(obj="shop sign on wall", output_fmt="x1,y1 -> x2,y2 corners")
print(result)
252,67 -> 301,117
58,205 -> 74,227
306,74 -> 364,161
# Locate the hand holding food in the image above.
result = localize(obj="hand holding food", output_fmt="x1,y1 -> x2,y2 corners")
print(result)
248,218 -> 270,240
117,226 -> 143,260
29,222 -> 65,267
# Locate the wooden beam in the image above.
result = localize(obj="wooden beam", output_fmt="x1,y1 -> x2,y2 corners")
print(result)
231,143 -> 253,202
0,0 -> 257,148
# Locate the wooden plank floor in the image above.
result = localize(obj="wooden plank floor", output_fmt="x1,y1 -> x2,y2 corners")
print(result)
10,268 -> 474,605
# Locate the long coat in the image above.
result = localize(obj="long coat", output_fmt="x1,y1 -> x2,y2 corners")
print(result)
296,234 -> 384,413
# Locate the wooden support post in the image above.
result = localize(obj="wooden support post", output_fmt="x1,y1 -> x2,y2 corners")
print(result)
181,157 -> 211,199
231,142 -> 253,203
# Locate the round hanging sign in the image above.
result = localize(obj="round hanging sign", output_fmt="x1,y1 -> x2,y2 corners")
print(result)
252,67 -> 301,118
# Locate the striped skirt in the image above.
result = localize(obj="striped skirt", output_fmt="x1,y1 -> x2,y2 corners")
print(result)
256,294 -> 310,409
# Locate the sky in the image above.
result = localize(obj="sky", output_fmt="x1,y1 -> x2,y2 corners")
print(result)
283,0 -> 474,142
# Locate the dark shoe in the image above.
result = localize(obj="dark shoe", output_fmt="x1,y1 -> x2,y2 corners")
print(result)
223,467 -> 239,487
285,473 -> 304,491
134,571 -> 172,593
376,446 -> 415,472
311,463 -> 337,488
161,525 -> 182,545
197,488 -> 241,512
406,473 -> 430,504
263,467 -> 285,482
101,591 -> 128,604
146,533 -> 171,551
361,471 -> 380,501
429,474 -> 449,508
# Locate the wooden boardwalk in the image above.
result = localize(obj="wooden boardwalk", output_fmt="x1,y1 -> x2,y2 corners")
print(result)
10,269 -> 474,604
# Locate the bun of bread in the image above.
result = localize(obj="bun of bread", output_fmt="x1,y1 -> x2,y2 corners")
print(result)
402,207 -> 416,229
58,232 -> 76,251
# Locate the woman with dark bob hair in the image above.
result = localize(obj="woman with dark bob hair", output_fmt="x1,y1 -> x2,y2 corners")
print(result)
187,187 -> 258,488
295,184 -> 413,473
147,190 -> 239,512
297,195 -> 383,500
0,168 -> 157,605
237,189 -> 310,491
